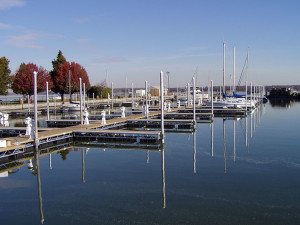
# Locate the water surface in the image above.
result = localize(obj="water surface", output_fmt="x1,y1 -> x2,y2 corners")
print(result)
0,101 -> 299,224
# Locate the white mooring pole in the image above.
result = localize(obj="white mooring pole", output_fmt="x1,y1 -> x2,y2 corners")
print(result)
79,78 -> 83,125
33,71 -> 39,148
46,81 -> 49,121
160,71 -> 165,144
192,77 -> 196,128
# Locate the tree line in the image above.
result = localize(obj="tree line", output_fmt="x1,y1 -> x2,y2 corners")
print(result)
0,51 -> 110,101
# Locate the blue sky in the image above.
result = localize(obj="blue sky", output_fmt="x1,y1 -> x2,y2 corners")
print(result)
0,0 -> 299,87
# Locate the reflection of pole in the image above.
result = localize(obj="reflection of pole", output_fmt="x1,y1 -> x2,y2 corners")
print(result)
82,148 -> 85,183
34,149 -> 44,224
211,122 -> 214,157
49,154 -> 52,169
146,150 -> 149,164
161,148 -> 166,208
250,110 -> 253,138
233,120 -> 236,162
160,71 -> 165,144
223,119 -> 226,173
193,131 -> 196,174
79,78 -> 83,125
245,116 -> 248,147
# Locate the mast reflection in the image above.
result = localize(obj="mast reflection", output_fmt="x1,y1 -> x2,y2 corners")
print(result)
161,147 -> 166,208
233,119 -> 236,162
223,119 -> 226,174
34,148 -> 44,224
146,150 -> 150,164
193,130 -> 196,174
82,148 -> 85,183
211,122 -> 214,157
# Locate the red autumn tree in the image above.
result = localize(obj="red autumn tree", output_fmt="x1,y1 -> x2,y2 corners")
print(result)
11,63 -> 53,97
53,62 -> 90,101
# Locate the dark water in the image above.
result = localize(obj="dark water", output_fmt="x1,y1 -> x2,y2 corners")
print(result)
0,101 -> 300,225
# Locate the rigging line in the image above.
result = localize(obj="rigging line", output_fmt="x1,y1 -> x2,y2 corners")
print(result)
237,53 -> 249,87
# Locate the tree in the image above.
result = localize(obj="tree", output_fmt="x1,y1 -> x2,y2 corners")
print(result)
52,62 -> 91,101
11,63 -> 53,97
87,80 -> 111,98
50,50 -> 66,95
51,50 -> 66,72
0,57 -> 11,95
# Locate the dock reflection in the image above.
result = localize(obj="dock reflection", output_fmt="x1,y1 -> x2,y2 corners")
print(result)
34,146 -> 44,224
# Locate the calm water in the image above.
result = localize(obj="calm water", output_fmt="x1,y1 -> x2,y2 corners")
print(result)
0,101 -> 300,225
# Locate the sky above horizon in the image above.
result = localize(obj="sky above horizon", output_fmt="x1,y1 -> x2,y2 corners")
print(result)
0,0 -> 299,88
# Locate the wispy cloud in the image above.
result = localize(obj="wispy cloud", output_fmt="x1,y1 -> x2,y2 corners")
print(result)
5,32 -> 46,49
93,57 -> 128,64
0,22 -> 13,29
77,38 -> 90,43
72,17 -> 91,24
0,0 -> 26,10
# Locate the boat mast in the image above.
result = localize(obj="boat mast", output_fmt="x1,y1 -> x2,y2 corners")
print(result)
69,70 -> 71,100
223,42 -> 226,94
233,47 -> 235,93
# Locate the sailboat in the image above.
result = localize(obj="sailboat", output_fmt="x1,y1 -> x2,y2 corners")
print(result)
62,71 -> 87,111
205,43 -> 256,109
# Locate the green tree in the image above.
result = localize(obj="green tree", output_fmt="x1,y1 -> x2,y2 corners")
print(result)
87,80 -> 111,98
0,57 -> 11,95
51,50 -> 66,95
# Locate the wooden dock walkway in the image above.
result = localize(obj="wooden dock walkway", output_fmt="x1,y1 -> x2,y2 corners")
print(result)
0,109 -> 176,159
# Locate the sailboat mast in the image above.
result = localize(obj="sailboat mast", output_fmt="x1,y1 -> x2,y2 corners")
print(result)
233,47 -> 236,92
223,42 -> 226,94
69,70 -> 71,100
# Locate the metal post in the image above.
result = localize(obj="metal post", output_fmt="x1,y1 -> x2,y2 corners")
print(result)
211,80 -> 214,117
83,83 -> 86,110
93,93 -> 94,106
79,78 -> 83,125
33,71 -> 39,148
160,71 -> 165,144
233,47 -> 236,92
131,83 -> 134,110
46,82 -> 49,120
145,80 -> 148,118
111,82 -> 114,110
125,76 -> 127,102
187,83 -> 190,106
245,81 -> 248,112
223,42 -> 226,93
28,95 -> 30,113
192,77 -> 196,128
